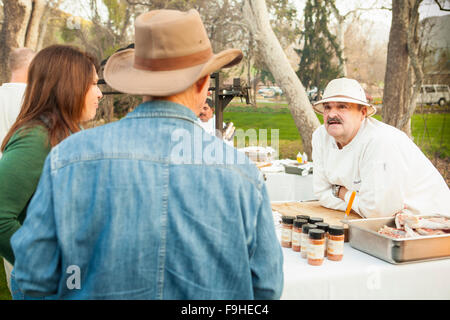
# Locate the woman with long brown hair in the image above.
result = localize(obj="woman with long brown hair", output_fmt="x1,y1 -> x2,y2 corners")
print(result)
0,45 -> 102,290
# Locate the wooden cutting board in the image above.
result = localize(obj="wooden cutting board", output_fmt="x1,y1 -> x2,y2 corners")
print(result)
271,201 -> 362,242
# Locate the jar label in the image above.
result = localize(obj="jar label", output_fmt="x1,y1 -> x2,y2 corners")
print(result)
281,228 -> 292,242
301,233 -> 309,251
292,232 -> 301,246
328,239 -> 344,255
308,243 -> 325,259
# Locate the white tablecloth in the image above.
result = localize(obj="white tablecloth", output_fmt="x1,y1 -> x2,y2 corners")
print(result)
265,172 -> 316,202
278,228 -> 450,299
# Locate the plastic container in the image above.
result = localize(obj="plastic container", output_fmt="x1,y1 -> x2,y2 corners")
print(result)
296,152 -> 303,163
292,219 -> 308,252
308,229 -> 325,266
327,225 -> 345,261
281,216 -> 295,248
309,217 -> 324,225
296,215 -> 310,221
316,222 -> 329,257
301,223 -> 317,258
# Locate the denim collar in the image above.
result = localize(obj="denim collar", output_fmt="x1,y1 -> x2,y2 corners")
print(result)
125,100 -> 201,126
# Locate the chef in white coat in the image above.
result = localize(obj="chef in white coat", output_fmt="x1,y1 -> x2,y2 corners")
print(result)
311,78 -> 450,218
198,97 -> 216,135
0,48 -> 35,157
198,97 -> 234,146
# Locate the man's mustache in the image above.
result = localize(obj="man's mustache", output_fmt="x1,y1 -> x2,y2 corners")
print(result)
327,117 -> 342,124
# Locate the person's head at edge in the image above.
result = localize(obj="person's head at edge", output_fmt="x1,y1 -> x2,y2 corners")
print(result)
1,45 -> 102,152
313,78 -> 376,149
8,48 -> 36,83
103,9 -> 242,116
199,98 -> 214,122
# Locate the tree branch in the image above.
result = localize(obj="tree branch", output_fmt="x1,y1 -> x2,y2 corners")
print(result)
126,0 -> 151,6
338,6 -> 392,21
434,0 -> 450,11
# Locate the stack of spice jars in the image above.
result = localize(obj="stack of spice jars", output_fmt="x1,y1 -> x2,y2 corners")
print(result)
280,214 -> 345,266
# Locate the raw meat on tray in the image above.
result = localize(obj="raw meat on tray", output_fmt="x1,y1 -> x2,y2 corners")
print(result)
379,212 -> 450,239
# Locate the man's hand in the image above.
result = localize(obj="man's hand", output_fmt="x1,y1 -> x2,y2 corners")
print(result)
338,186 -> 348,201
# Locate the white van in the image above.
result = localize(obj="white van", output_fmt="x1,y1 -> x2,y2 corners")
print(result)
416,84 -> 450,106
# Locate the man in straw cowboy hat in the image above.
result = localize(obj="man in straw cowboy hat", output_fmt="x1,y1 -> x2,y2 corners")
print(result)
311,78 -> 449,218
10,9 -> 283,299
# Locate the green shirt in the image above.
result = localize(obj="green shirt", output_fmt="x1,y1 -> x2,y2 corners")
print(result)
0,125 -> 51,264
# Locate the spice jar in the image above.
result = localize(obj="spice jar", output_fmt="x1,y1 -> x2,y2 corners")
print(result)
327,225 -> 345,261
292,219 -> 308,252
308,229 -> 325,266
301,223 -> 317,258
280,216 -> 295,248
315,222 -> 329,257
309,217 -> 324,225
296,215 -> 309,221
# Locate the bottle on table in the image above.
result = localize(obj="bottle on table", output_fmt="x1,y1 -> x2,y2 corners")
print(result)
309,216 -> 324,225
315,222 -> 329,257
327,225 -> 345,261
308,229 -> 326,266
281,216 -> 295,248
296,215 -> 309,222
292,219 -> 308,252
301,223 -> 317,259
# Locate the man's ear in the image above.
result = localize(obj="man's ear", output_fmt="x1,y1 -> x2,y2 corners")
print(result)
361,105 -> 368,118
195,75 -> 210,93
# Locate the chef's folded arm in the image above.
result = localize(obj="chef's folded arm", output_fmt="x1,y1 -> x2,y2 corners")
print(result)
312,151 -> 349,213
346,143 -> 406,218
313,137 -> 406,218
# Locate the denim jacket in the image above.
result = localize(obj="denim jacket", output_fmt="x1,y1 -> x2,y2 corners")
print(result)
11,100 -> 283,300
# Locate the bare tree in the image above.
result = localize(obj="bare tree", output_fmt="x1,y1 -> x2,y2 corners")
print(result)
24,0 -> 46,49
243,0 -> 320,157
344,18 -> 388,88
329,2 -> 352,77
433,0 -> 450,11
329,1 -> 392,79
382,0 -> 423,137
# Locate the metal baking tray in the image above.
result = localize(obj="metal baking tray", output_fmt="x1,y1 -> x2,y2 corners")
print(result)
346,216 -> 450,264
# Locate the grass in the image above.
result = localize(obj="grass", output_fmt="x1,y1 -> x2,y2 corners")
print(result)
224,103 -> 450,159
0,262 -> 11,300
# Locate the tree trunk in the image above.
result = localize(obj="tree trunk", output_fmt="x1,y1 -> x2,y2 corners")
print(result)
24,0 -> 46,50
37,0 -> 61,51
330,4 -> 348,78
0,0 -> 32,83
243,0 -> 320,158
103,95 -> 115,123
335,18 -> 347,77
382,0 -> 422,137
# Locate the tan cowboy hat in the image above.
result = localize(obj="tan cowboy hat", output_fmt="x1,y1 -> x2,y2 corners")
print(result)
313,78 -> 377,117
104,9 -> 243,96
